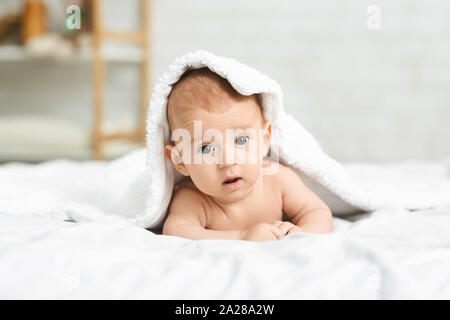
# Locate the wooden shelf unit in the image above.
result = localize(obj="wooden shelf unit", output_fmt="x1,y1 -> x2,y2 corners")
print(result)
92,0 -> 151,160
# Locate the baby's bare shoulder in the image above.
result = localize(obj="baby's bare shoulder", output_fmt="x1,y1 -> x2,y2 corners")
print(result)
167,180 -> 209,226
271,161 -> 302,183
271,162 -> 308,196
171,180 -> 208,209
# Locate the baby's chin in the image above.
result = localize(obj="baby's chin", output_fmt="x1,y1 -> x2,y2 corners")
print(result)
196,180 -> 246,197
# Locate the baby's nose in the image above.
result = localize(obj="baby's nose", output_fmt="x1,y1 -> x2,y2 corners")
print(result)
218,144 -> 237,167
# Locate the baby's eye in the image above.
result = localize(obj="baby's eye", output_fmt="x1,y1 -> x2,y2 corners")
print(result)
235,135 -> 249,146
200,144 -> 213,154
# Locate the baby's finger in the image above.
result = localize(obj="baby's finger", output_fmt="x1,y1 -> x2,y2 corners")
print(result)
287,226 -> 303,235
278,222 -> 297,235
271,221 -> 284,227
269,226 -> 284,239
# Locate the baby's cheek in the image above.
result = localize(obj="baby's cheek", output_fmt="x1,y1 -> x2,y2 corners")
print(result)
241,162 -> 262,180
257,136 -> 269,157
235,148 -> 249,164
190,164 -> 218,188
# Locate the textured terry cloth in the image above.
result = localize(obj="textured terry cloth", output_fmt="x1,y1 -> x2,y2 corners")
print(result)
0,51 -> 450,228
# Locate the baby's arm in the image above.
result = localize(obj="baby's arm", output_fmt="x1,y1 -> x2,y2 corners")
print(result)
163,187 -> 292,241
278,164 -> 333,233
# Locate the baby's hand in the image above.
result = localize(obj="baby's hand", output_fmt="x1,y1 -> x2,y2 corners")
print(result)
286,225 -> 303,235
240,221 -> 301,241
274,221 -> 303,237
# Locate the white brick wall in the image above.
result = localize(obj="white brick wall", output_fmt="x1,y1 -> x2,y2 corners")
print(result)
153,0 -> 450,162
0,0 -> 449,162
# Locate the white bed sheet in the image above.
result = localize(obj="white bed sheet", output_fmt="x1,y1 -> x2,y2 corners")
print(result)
1,206 -> 450,299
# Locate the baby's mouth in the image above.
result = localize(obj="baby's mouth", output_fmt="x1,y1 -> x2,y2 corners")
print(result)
222,176 -> 242,191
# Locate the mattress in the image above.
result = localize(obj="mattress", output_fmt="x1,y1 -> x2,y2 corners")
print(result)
1,206 -> 449,299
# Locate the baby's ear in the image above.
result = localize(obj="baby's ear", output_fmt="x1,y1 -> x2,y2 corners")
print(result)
164,144 -> 189,176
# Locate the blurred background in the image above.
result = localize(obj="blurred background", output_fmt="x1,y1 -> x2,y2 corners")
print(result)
0,0 -> 449,163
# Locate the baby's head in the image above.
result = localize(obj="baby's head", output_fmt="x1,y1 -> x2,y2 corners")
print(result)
164,68 -> 272,201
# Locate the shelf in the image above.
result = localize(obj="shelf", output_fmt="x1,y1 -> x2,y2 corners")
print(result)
0,44 -> 143,63
0,0 -> 151,161
0,143 -> 141,163
0,115 -> 142,162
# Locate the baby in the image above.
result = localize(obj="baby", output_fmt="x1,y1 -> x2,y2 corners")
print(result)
162,68 -> 333,241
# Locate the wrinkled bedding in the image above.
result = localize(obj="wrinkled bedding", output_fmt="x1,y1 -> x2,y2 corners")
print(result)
1,206 -> 449,299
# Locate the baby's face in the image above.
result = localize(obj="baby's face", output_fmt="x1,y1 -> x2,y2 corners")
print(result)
165,95 -> 271,202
